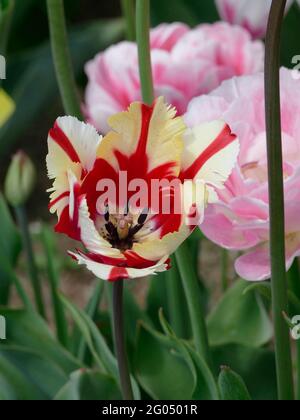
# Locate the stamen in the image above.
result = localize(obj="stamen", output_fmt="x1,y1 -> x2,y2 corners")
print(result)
138,209 -> 148,225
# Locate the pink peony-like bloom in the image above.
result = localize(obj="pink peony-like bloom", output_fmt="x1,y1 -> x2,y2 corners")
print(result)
185,68 -> 300,281
84,22 -> 264,133
215,0 -> 293,39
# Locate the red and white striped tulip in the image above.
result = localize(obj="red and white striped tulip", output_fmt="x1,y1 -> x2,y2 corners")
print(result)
47,98 -> 238,281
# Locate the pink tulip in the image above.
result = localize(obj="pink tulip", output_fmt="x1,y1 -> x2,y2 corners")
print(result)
215,0 -> 293,39
84,22 -> 263,133
185,68 -> 300,281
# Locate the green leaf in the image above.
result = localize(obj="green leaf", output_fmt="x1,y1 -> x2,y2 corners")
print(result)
0,345 -> 68,400
207,280 -> 273,347
0,195 -> 25,311
146,272 -> 170,330
0,352 -> 41,400
54,369 -> 121,401
0,18 -> 124,156
151,0 -> 219,26
243,282 -> 272,300
213,344 -> 277,400
71,280 -> 104,362
0,192 -> 21,265
41,224 -> 69,348
218,366 -> 251,401
0,308 -> 80,374
60,293 -> 141,400
135,321 -> 218,400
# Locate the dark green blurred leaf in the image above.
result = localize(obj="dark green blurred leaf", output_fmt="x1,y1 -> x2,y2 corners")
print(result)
207,280 -> 273,347
0,18 -> 124,157
146,272 -> 169,330
212,344 -> 277,400
0,192 -> 21,304
281,4 -> 300,67
0,308 -> 80,373
135,322 -> 218,400
72,280 -> 104,362
54,369 -> 121,400
0,351 -> 42,400
60,293 -> 141,400
0,192 -> 21,264
151,0 -> 219,26
218,366 -> 251,401
0,345 -> 68,400
243,281 -> 271,301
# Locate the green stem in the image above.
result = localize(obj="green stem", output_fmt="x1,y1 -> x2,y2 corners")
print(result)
265,0 -> 294,400
46,0 -> 82,118
41,225 -> 69,348
221,249 -> 229,292
0,0 -> 14,55
113,280 -> 134,400
15,206 -> 46,318
136,0 -> 212,367
121,0 -> 136,41
166,256 -> 186,338
136,0 -> 154,105
175,242 -> 212,369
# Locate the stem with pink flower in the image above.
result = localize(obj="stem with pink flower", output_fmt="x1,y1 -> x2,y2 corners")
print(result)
136,0 -> 212,368
265,0 -> 294,400
113,280 -> 134,400
121,0 -> 136,41
46,0 -> 82,119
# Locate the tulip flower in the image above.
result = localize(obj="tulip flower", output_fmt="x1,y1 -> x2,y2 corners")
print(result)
215,0 -> 293,38
4,151 -> 36,207
47,97 -> 238,281
84,22 -> 264,134
185,68 -> 300,281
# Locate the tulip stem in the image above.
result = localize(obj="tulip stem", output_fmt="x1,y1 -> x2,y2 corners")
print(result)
0,0 -> 14,56
221,249 -> 229,292
175,242 -> 213,369
15,206 -> 46,319
136,0 -> 154,105
136,0 -> 212,368
121,0 -> 136,41
46,0 -> 82,119
265,0 -> 294,400
113,280 -> 134,400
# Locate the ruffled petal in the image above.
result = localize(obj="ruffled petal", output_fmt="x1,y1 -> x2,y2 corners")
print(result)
69,251 -> 169,281
96,97 -> 185,179
180,121 -> 239,188
47,116 -> 102,180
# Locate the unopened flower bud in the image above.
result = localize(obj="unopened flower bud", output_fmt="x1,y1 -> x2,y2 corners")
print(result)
4,151 -> 36,207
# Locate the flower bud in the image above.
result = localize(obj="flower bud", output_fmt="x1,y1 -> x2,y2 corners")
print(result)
4,151 -> 36,207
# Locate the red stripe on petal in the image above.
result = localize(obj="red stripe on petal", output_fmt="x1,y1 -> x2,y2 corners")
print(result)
108,267 -> 129,282
55,206 -> 81,240
77,250 -> 158,269
49,121 -> 81,163
180,124 -> 237,180
48,191 -> 70,210
134,103 -> 154,158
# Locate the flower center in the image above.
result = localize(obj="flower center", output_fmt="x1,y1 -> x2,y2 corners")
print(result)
103,207 -> 148,251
